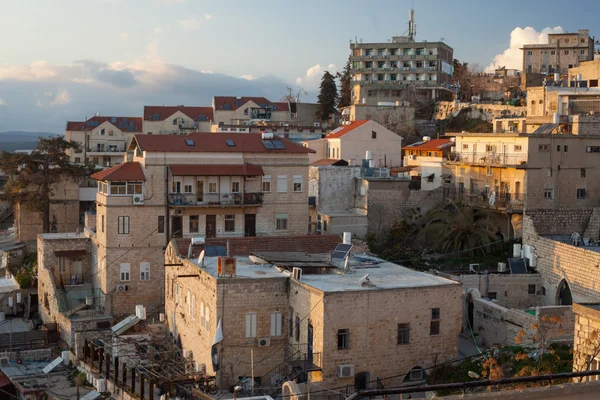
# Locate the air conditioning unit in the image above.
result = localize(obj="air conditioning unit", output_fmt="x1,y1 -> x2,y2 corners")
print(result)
498,262 -> 507,273
132,194 -> 144,205
337,364 -> 355,378
314,122 -> 321,128
469,264 -> 480,273
116,284 -> 128,292
404,67 -> 410,71
258,338 -> 271,347
292,267 -> 302,280
279,122 -> 286,127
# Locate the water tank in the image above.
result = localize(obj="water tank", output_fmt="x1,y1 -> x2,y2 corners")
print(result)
577,74 -> 583,82
553,113 -> 560,124
513,243 -> 522,258
85,296 -> 93,306
159,313 -> 165,322
61,351 -> 70,365
369,160 -> 375,168
422,136 -> 431,142
450,137 -> 456,143
261,132 -> 274,140
554,73 -> 560,81
135,305 -> 147,320
396,100 -> 400,106
365,150 -> 373,160
16,292 -> 21,304
343,232 -> 352,245
7,297 -> 13,307
97,378 -> 106,392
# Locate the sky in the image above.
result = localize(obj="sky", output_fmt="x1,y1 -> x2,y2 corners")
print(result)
1,0 -> 599,133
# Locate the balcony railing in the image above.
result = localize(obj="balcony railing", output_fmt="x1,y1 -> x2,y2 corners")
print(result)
448,152 -> 527,166
444,187 -> 526,211
168,192 -> 264,207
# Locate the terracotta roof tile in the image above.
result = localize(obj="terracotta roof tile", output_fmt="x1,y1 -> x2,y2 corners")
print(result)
326,120 -> 370,138
403,138 -> 453,151
171,163 -> 264,176
66,116 -> 142,133
132,132 -> 315,154
214,96 -> 288,111
143,106 -> 213,122
66,121 -> 84,131
90,162 -> 146,181
310,159 -> 349,167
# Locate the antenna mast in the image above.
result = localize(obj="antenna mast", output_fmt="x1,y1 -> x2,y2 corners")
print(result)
408,7 -> 416,41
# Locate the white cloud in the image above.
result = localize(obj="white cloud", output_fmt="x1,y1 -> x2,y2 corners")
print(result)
295,63 -> 337,88
177,14 -> 213,31
486,26 -> 564,72
157,0 -> 187,3
120,32 -> 128,40
50,89 -> 71,106
0,97 -> 7,106
240,74 -> 257,81
201,69 -> 213,74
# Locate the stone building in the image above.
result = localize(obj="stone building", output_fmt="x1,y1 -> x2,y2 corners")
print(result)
573,302 -> 600,378
403,137 -> 454,191
163,235 -> 462,396
142,105 -> 214,134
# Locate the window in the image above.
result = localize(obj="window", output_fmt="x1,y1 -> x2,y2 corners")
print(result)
514,145 -> 522,151
486,166 -> 493,176
337,329 -> 350,350
231,181 -> 240,193
565,50 -> 569,55
557,145 -> 561,152
191,294 -> 196,320
488,292 -> 497,300
541,286 -> 546,296
99,128 -> 105,136
293,175 -> 302,192
118,216 -> 130,234
189,215 -> 199,233
372,131 -> 377,139
184,184 -> 193,193
208,182 -> 217,193
262,175 -> 271,192
225,215 -> 235,232
270,311 -> 283,337
527,51 -> 532,56
577,188 -> 587,199
538,144 -> 550,152
430,308 -> 440,335
581,50 -> 586,55
58,257 -> 66,272
544,188 -> 554,199
110,182 -> 126,195
462,144 -> 469,150
551,50 -> 555,55
485,145 -> 495,152
586,358 -> 600,382
276,213 -> 288,230
581,168 -> 586,178
101,215 -> 105,233
140,262 -> 150,281
397,323 -> 410,345
587,146 -> 600,153
277,175 -> 287,193
528,284 -> 536,295
295,316 -> 300,341
289,309 -> 294,338
158,216 -> 165,234
205,305 -> 210,330
74,157 -> 81,163
173,118 -> 178,126
172,181 -> 181,193
409,368 -> 424,381
120,263 -> 130,281
564,145 -> 568,152
541,64 -> 546,70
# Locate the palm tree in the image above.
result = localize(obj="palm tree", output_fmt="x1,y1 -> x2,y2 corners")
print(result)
419,202 -> 501,257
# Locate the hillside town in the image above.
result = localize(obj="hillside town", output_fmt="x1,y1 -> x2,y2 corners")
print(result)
4,6 -> 600,400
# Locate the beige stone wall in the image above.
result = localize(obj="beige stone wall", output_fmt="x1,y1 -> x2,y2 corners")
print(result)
435,102 -> 526,122
453,273 -> 545,309
573,303 -> 600,374
142,111 -> 211,134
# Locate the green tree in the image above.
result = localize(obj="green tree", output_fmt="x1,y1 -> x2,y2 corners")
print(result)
74,371 -> 87,399
337,58 -> 352,109
419,202 -> 501,257
316,71 -> 338,122
0,137 -> 89,233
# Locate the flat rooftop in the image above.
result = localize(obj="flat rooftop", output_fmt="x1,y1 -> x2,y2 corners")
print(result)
543,235 -> 600,253
0,276 -> 19,294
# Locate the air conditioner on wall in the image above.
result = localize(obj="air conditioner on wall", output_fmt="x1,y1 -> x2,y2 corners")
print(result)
132,194 -> 144,205
116,284 -> 128,292
258,338 -> 271,347
337,364 -> 355,378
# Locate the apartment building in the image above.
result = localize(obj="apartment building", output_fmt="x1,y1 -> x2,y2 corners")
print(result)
85,132 -> 313,317
65,116 -> 142,167
142,105 -> 214,134
302,120 -> 403,167
349,37 -> 454,105
403,137 -> 453,190
212,124 -> 327,143
164,236 -> 461,396
522,30 -> 594,76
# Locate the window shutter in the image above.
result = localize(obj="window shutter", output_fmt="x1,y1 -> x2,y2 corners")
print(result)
246,313 -> 253,338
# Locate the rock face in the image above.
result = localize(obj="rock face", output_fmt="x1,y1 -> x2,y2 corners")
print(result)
434,101 -> 527,122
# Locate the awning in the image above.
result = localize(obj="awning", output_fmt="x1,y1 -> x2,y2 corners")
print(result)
54,250 -> 87,257
171,163 -> 264,177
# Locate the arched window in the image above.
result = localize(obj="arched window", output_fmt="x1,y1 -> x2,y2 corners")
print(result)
200,301 -> 205,327
205,305 -> 210,329
187,290 -> 191,315
191,294 -> 196,320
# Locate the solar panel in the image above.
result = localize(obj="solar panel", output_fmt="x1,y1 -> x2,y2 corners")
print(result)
332,243 -> 352,260
110,117 -> 117,123
205,246 -> 217,257
225,139 -> 235,147
263,140 -> 276,149
185,139 -> 195,146
215,245 -> 227,256
272,139 -> 286,149
508,258 -> 527,274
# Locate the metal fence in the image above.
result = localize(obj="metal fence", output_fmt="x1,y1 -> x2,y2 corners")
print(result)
444,188 -> 525,210
451,152 -> 527,166
168,192 -> 264,206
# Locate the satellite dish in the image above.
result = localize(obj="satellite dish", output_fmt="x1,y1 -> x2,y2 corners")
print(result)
198,250 -> 205,266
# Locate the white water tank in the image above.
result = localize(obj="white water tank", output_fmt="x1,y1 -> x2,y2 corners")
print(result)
97,378 -> 106,392
513,243 -> 522,258
61,351 -> 70,365
369,160 -> 375,168
450,137 -> 456,142
85,296 -> 93,306
423,136 -> 431,142
343,232 -> 352,245
261,132 -> 274,140
159,313 -> 165,322
135,305 -> 147,320
362,98 -> 366,104
554,73 -> 560,81
396,100 -> 400,106
577,74 -> 583,82
16,292 -> 21,304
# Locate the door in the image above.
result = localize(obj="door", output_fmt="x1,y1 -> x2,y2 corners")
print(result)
172,216 -> 183,238
206,215 -> 216,238
307,323 -> 314,364
197,180 -> 204,202
244,214 -> 256,237
515,181 -> 521,200
71,258 -> 83,284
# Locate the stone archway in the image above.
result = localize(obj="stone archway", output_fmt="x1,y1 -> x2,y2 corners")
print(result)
556,279 -> 573,305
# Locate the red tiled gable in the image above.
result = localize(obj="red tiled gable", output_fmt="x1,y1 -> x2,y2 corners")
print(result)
326,120 -> 370,138
143,106 -> 214,122
213,96 -> 288,111
272,102 -> 290,112
66,121 -> 84,131
90,162 -> 146,181
67,116 -> 142,133
171,163 -> 264,176
132,132 -> 315,154
310,159 -> 349,167
402,138 -> 453,151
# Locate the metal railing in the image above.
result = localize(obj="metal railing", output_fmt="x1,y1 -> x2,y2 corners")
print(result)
449,152 -> 527,166
168,192 -> 264,207
444,188 -> 526,210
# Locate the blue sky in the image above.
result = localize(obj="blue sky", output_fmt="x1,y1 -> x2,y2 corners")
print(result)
1,0 -> 599,132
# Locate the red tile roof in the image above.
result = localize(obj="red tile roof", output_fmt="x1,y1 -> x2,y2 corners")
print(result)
310,159 -> 349,167
403,138 -> 454,151
213,96 -> 288,112
90,162 -> 146,181
65,116 -> 142,133
143,106 -> 214,122
171,163 -> 264,176
326,120 -> 370,138
132,132 -> 315,154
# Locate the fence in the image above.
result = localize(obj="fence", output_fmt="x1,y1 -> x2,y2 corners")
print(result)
444,188 -> 526,210
168,192 -> 264,207
451,152 -> 527,166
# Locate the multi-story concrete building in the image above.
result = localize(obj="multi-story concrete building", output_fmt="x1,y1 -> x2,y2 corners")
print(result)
85,132 -> 313,317
212,124 -> 327,143
568,59 -> 600,87
302,120 -> 403,167
349,36 -> 454,105
142,105 -> 214,134
164,236 -> 461,396
403,137 -> 454,191
522,30 -> 594,76
65,116 -> 142,167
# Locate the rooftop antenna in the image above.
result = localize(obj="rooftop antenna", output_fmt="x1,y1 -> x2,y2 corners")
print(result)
408,5 -> 416,41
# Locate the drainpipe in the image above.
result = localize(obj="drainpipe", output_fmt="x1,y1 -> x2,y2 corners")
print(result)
165,166 -> 170,246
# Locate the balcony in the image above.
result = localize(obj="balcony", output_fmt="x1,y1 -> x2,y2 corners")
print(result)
168,192 -> 264,207
444,188 -> 525,211
87,145 -> 123,155
448,152 -> 527,166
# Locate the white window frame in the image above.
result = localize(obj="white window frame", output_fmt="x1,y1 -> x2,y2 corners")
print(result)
245,312 -> 258,338
262,175 -> 271,192
277,175 -> 287,193
276,213 -> 288,230
120,263 -> 131,282
140,262 -> 150,281
208,180 -> 218,193
58,257 -> 66,273
191,294 -> 196,320
184,184 -> 193,193
231,179 -> 240,193
270,311 -> 283,337
118,216 -> 130,235
293,175 -> 303,193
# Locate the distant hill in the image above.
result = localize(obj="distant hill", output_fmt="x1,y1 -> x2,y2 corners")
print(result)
0,131 -> 61,153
